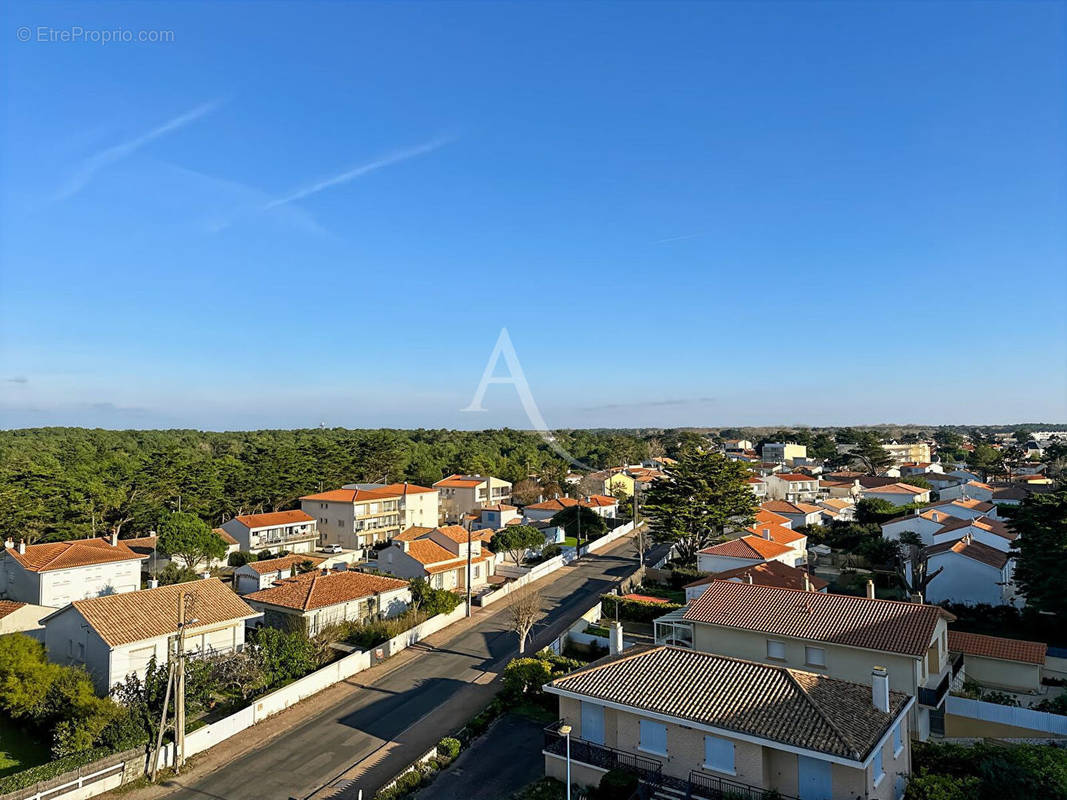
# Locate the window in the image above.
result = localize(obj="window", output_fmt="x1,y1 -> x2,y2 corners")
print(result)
473,565 -> 480,578
805,646 -> 826,667
872,748 -> 885,788
704,735 -> 735,774
892,722 -> 904,756
638,720 -> 667,755
766,640 -> 786,661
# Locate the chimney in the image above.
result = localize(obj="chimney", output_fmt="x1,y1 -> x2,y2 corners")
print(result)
17,539 -> 26,555
872,666 -> 890,712
148,578 -> 159,589
910,592 -> 924,604
110,531 -> 119,547
804,573 -> 812,592
608,621 -> 624,655
866,579 -> 876,599
746,572 -> 754,584
761,528 -> 771,540
3,538 -> 12,550
399,540 -> 410,553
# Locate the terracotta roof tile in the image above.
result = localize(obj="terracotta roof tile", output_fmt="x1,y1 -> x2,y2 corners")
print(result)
761,500 -> 822,515
5,538 -> 145,573
246,570 -> 409,611
925,537 -> 1008,569
686,562 -> 828,592
948,631 -> 1046,665
55,578 -> 255,647
231,510 -> 315,528
0,600 -> 27,619
301,483 -> 435,503
683,581 -> 948,657
549,646 -> 909,761
699,535 -> 795,561
243,553 -> 324,575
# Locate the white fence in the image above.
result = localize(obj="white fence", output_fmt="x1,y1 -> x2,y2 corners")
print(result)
152,604 -> 470,771
581,521 -> 635,555
946,696 -> 1067,736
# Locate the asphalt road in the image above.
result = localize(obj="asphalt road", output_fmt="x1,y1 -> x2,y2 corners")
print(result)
159,539 -> 639,800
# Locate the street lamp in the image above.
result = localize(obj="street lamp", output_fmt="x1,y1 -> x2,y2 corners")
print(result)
558,723 -> 572,800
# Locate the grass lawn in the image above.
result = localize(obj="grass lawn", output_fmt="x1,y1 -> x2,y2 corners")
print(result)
0,717 -> 50,778
562,536 -> 578,548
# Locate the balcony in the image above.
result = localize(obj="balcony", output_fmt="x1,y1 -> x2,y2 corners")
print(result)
543,723 -> 662,788
918,670 -> 950,708
257,526 -> 319,547
680,770 -> 802,800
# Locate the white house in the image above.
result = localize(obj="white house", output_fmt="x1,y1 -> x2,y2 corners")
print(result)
1,535 -> 145,608
233,553 -> 325,595
817,498 -> 855,522
929,515 -> 1017,553
42,578 -> 256,693
475,504 -> 521,529
374,525 -> 496,591
522,495 -> 618,523
433,474 -> 513,523
759,500 -> 823,529
221,510 -> 319,556
763,473 -> 820,502
684,562 -> 828,603
880,509 -> 960,546
924,537 -> 1018,607
745,476 -> 767,499
859,483 -> 931,506
937,481 -> 994,503
245,569 -> 411,636
924,498 -> 999,521
696,534 -> 800,574
0,600 -> 51,636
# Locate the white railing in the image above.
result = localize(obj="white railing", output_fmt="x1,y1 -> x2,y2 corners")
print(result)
946,696 -> 1067,736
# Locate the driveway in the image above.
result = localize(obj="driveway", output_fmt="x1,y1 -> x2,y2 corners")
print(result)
421,714 -> 545,800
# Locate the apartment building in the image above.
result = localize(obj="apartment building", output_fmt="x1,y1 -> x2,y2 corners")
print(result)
300,483 -> 439,551
761,442 -> 807,464
764,473 -> 820,502
433,474 -> 512,523
221,510 -> 319,556
884,443 -> 933,466
544,645 -> 913,800
666,581 -> 954,740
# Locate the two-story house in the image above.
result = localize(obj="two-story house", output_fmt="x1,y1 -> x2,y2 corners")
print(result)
433,474 -> 512,523
233,553 -> 324,595
880,508 -> 961,547
42,578 -> 255,693
221,511 -> 319,557
923,536 -> 1018,608
696,534 -> 800,574
374,525 -> 495,591
522,495 -> 619,523
760,500 -> 823,530
543,645 -> 913,800
928,516 -> 1016,553
668,581 -> 954,740
1,535 -> 145,608
300,483 -> 439,551
764,473 -> 820,503
859,483 -> 931,506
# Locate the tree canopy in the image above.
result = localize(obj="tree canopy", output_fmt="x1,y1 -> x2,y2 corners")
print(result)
643,448 -> 757,562
549,505 -> 608,543
1011,489 -> 1067,617
157,511 -> 226,572
490,525 -> 545,565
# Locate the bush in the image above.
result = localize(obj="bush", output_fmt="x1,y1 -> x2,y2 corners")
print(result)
908,741 -> 1067,800
0,746 -> 113,793
600,594 -> 682,624
157,562 -> 200,585
502,658 -> 554,701
591,768 -> 639,800
665,566 -> 704,590
437,737 -> 461,760
410,578 -> 463,616
1034,694 -> 1067,715
228,551 -> 254,567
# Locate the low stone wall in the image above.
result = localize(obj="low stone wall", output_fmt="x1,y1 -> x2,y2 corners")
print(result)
0,747 -> 144,800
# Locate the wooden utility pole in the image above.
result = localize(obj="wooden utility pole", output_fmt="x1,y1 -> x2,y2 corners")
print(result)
175,594 -> 186,775
148,659 -> 176,782
465,519 -> 473,618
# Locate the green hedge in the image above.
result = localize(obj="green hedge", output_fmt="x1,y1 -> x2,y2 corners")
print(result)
664,566 -> 705,590
0,746 -> 114,793
600,594 -> 682,624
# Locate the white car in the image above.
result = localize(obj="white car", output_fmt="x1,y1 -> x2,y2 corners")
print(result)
322,543 -> 343,554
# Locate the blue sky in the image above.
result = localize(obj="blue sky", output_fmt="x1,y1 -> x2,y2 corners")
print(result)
2,1 -> 1065,431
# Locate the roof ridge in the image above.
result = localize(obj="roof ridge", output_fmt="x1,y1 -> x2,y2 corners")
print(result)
784,669 -> 861,759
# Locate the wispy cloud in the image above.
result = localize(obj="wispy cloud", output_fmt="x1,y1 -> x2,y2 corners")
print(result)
3,377 -> 29,384
656,232 -> 709,244
581,396 -> 717,411
55,101 -> 220,201
261,136 -> 454,211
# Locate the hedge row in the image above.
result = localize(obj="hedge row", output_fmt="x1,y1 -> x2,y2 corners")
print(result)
600,594 -> 683,624
0,746 -> 115,793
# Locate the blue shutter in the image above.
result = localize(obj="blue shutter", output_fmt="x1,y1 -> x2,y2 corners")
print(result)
704,735 -> 735,773
797,755 -> 832,800
639,720 -> 667,754
581,701 -> 604,745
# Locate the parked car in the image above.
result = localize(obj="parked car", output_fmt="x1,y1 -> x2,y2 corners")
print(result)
322,543 -> 343,554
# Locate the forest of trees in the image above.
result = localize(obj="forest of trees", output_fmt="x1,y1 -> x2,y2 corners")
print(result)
0,427 -> 664,543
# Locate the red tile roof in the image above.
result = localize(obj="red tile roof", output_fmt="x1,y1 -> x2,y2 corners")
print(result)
0,600 -> 27,619
774,473 -> 817,482
686,561 -> 828,592
743,523 -> 805,545
699,535 -> 795,561
242,553 -> 324,575
301,483 -> 435,503
864,483 -> 927,495
934,515 -> 1017,542
246,570 -> 409,611
948,630 -> 1046,665
683,581 -> 950,657
761,500 -> 822,515
524,495 -> 617,511
433,474 -> 487,488
231,510 -> 314,528
925,537 -> 1008,569
5,537 -> 145,573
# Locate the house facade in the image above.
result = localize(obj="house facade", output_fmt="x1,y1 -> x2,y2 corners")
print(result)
433,474 -> 512,523
42,578 -> 255,693
233,553 -> 324,595
374,526 -> 495,591
300,483 -> 439,551
522,495 -> 619,523
245,570 -> 410,635
764,473 -> 820,502
1,536 -> 145,608
923,537 -> 1018,607
761,443 -> 808,464
860,484 -> 931,506
696,534 -> 800,573
670,581 -> 953,740
221,511 -> 319,556
928,516 -> 1016,553
544,645 -> 913,800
